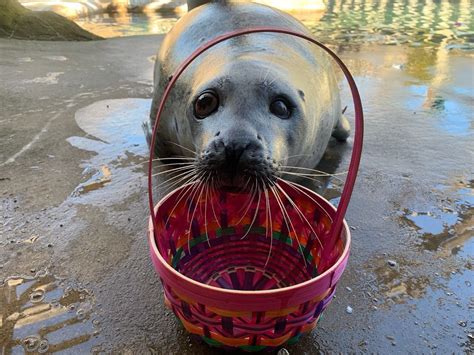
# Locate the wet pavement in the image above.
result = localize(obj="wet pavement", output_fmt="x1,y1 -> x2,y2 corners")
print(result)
1,2 -> 474,354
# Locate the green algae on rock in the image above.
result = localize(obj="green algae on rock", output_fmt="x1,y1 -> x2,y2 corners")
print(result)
0,0 -> 101,41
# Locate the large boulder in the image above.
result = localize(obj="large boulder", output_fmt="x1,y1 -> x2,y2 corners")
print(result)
0,0 -> 101,40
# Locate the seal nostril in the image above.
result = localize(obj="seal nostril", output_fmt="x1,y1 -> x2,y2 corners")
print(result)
215,131 -> 221,137
257,134 -> 262,141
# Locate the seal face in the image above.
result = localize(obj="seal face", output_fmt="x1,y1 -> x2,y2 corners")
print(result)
146,1 -> 350,190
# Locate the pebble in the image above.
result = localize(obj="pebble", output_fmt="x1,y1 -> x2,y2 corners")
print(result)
386,335 -> 395,341
37,339 -> 49,354
346,287 -> 353,292
458,320 -> 467,327
22,336 -> 40,352
76,309 -> 86,320
387,260 -> 397,268
278,349 -> 290,355
30,290 -> 45,303
346,306 -> 353,314
467,333 -> 473,340
465,281 -> 472,287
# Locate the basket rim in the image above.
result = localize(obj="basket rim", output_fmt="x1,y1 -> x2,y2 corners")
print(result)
149,180 -> 351,296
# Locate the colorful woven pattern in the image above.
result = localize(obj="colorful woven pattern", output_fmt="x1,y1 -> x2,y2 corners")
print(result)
148,180 -> 350,350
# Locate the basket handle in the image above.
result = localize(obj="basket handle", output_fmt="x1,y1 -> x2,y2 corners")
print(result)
148,27 -> 364,244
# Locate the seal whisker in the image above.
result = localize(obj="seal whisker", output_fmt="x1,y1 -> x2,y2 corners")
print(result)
240,177 -> 261,240
187,180 -> 207,252
275,183 -> 323,250
210,177 -> 222,228
174,171 -> 203,199
186,178 -> 205,222
160,171 -> 201,196
279,171 -> 344,184
268,181 -> 291,237
204,182 -> 211,247
147,157 -> 197,164
263,187 -> 273,268
235,180 -> 257,226
164,178 -> 201,228
269,182 -> 307,267
262,68 -> 271,86
281,166 -> 348,176
278,178 -> 333,222
154,169 -> 198,189
239,176 -> 252,193
165,141 -> 198,156
280,170 -> 345,183
235,177 -> 256,215
152,162 -> 197,167
152,165 -> 195,177
185,180 -> 202,251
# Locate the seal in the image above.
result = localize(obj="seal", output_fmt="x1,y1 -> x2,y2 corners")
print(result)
145,0 -> 350,190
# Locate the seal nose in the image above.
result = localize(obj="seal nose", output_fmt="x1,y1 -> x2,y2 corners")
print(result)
201,132 -> 271,189
224,142 -> 246,167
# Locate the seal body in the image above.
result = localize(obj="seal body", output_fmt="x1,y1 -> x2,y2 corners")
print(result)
146,1 -> 350,188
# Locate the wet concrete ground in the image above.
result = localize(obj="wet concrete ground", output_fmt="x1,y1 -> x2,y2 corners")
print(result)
0,32 -> 473,353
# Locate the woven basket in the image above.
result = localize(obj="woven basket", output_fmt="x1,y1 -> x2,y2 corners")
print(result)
147,28 -> 364,351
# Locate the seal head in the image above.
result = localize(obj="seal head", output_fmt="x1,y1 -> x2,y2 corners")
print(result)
147,1 -> 350,190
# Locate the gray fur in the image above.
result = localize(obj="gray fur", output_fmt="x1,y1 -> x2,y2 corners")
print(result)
146,1 -> 350,183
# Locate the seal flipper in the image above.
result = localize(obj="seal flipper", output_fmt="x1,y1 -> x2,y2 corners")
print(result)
332,114 -> 351,142
142,119 -> 152,148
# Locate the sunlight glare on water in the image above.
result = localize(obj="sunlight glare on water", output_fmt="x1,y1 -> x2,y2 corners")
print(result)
75,0 -> 474,51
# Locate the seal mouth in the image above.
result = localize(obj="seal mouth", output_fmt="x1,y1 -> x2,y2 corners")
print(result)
199,168 -> 279,194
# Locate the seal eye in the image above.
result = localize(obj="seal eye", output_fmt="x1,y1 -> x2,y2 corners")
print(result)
270,99 -> 291,119
194,91 -> 219,119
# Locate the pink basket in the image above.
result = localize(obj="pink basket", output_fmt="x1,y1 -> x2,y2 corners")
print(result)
148,28 -> 364,351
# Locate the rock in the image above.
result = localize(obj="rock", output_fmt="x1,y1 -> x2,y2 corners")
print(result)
0,0 -> 101,41
387,260 -> 397,268
346,306 -> 353,314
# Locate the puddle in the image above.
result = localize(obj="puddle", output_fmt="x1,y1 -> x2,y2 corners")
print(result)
399,178 -> 473,256
72,165 -> 112,196
367,256 -> 431,303
0,271 -> 100,353
67,98 -> 149,206
367,262 -> 474,352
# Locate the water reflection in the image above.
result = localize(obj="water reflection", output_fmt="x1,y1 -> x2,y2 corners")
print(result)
305,0 -> 473,50
74,0 -> 473,51
0,272 -> 100,353
399,177 -> 474,256
76,12 -> 178,38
